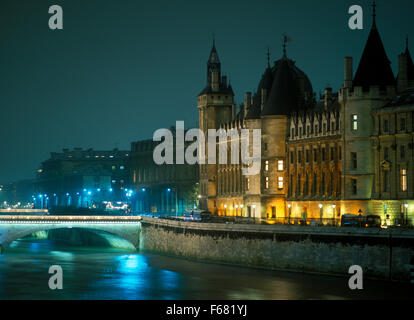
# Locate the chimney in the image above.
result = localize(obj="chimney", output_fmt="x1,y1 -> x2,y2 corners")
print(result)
211,72 -> 219,91
398,53 -> 408,93
261,88 -> 267,111
324,87 -> 332,109
344,57 -> 353,88
245,92 -> 251,111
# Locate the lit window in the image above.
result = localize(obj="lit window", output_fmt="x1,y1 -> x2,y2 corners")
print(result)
278,160 -> 284,171
120,166 -> 125,170
265,177 -> 269,189
112,165 -> 116,170
401,169 -> 407,191
265,161 -> 269,171
352,114 -> 358,131
278,176 -> 284,189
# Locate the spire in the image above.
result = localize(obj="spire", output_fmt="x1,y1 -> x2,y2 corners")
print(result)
403,35 -> 414,82
406,34 -> 409,53
353,3 -> 396,90
266,47 -> 271,68
282,35 -> 291,59
208,38 -> 220,64
206,37 -> 221,85
372,0 -> 377,29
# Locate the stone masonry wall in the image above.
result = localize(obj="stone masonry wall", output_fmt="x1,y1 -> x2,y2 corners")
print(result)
140,224 -> 413,281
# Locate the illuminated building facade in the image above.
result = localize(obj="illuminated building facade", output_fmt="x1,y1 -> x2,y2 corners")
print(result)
198,8 -> 414,225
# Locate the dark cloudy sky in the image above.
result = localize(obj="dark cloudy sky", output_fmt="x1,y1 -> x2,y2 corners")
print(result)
0,0 -> 413,183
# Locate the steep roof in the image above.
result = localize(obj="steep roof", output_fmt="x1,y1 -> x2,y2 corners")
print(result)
405,44 -> 414,82
246,65 -> 273,119
353,19 -> 395,90
261,56 -> 313,116
208,43 -> 220,64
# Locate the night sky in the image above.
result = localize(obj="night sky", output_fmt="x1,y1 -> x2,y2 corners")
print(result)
0,0 -> 413,183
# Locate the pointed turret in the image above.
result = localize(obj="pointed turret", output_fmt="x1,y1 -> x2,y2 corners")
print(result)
404,37 -> 414,83
353,1 -> 395,90
206,38 -> 221,86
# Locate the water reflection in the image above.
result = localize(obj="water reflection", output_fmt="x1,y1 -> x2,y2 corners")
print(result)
0,238 -> 412,300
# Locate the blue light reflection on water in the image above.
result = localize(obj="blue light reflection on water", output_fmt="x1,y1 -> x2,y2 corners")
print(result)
0,238 -> 412,300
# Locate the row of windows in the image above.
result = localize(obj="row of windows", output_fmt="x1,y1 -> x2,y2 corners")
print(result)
379,116 -> 410,134
383,145 -> 409,161
264,160 -> 284,171
382,169 -> 408,192
290,119 -> 340,139
290,146 -> 342,164
288,171 -> 342,197
264,176 -> 284,190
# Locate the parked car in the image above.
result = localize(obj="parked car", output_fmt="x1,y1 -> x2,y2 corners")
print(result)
183,210 -> 212,222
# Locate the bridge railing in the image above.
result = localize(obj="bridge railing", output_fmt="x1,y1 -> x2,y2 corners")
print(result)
0,215 -> 143,222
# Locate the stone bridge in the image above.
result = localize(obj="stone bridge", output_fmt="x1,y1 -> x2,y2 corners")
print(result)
0,215 -> 142,253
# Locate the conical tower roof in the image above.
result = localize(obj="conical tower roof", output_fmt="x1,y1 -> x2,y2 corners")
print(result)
353,3 -> 395,90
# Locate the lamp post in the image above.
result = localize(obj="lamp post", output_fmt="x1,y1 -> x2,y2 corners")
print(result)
332,204 -> 336,226
319,203 -> 323,223
404,203 -> 408,226
167,187 -> 178,218
287,203 -> 291,224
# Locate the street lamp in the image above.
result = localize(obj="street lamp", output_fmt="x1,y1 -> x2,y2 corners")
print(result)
167,187 -> 178,218
332,204 -> 336,226
287,203 -> 292,224
404,203 -> 408,226
319,203 -> 323,223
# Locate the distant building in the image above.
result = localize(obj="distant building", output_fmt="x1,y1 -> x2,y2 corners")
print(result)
36,147 -> 130,208
0,179 -> 36,208
130,137 -> 199,214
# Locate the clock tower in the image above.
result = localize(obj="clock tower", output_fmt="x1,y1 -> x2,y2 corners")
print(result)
197,41 -> 235,212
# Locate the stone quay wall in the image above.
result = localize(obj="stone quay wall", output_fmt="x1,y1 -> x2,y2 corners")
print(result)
139,217 -> 414,281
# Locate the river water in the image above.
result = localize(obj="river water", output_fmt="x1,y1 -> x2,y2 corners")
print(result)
0,238 -> 412,300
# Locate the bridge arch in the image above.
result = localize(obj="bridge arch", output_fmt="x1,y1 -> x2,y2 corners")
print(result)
0,221 -> 141,252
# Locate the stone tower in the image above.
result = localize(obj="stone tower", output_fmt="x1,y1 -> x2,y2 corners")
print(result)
339,3 -> 396,214
197,40 -> 235,212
